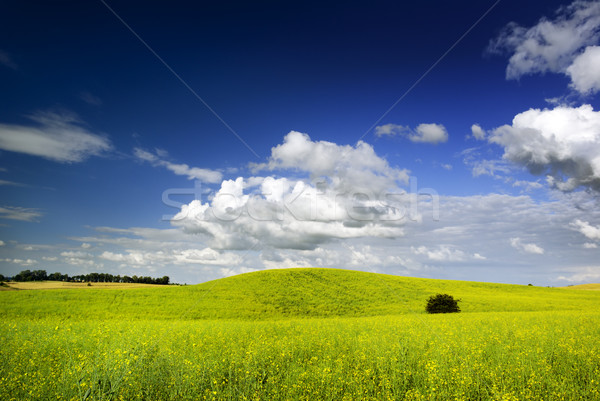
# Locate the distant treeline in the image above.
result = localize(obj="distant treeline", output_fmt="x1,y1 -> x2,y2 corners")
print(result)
1,269 -> 169,285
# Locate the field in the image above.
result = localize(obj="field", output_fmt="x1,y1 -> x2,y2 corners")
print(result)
1,268 -> 600,400
0,281 -> 157,291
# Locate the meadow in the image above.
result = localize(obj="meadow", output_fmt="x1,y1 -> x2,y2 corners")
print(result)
1,268 -> 599,400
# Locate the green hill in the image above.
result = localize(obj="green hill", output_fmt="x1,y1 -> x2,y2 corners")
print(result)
1,268 -> 599,320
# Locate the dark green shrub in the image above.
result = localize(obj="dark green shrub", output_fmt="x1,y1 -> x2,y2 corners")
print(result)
425,293 -> 460,314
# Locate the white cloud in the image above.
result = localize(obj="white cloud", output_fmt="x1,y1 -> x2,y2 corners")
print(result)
374,123 -> 410,137
557,266 -> 600,283
410,124 -> 448,144
470,159 -> 512,179
489,104 -> 600,191
99,248 -> 242,267
42,256 -> 58,261
0,50 -> 17,70
1,258 -> 37,266
489,1 -> 600,80
510,237 -> 545,255
571,219 -> 600,240
566,45 -> 600,94
60,251 -> 102,268
134,148 -> 223,183
583,242 -> 598,249
0,179 -> 26,187
0,205 -> 42,222
374,123 -> 448,144
512,180 -> 544,191
470,124 -> 486,140
441,164 -> 452,171
411,245 -> 483,262
0,240 -> 4,246
259,131 -> 409,191
0,111 -> 112,163
174,132 -> 414,251
81,243 -> 91,249
32,189 -> 600,284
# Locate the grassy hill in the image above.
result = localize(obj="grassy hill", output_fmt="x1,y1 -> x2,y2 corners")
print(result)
1,268 -> 599,320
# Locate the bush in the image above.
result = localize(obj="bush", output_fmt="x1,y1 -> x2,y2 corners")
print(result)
426,294 -> 460,314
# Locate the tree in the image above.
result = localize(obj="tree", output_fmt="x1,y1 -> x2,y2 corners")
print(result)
425,294 -> 460,314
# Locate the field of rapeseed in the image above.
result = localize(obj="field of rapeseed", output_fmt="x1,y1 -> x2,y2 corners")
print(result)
1,269 -> 600,400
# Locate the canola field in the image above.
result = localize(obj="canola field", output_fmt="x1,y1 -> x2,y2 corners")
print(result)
1,269 -> 600,400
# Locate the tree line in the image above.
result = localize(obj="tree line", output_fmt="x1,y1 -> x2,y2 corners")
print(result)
0,269 -> 169,285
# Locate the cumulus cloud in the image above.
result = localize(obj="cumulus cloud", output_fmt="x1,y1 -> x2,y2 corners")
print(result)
470,124 -> 486,140
1,258 -> 37,266
60,251 -> 102,268
566,45 -> 600,94
100,248 -> 241,267
489,0 -> 600,82
571,219 -> 600,240
0,205 -> 42,222
557,266 -> 600,283
375,123 -> 448,144
512,180 -> 544,190
134,148 -> 223,183
510,237 -> 545,254
174,132 -> 415,251
260,131 -> 409,191
410,124 -> 448,144
0,240 -> 4,246
0,111 -> 112,163
411,245 -> 484,262
31,189 -> 600,284
374,123 -> 410,137
489,105 -> 600,191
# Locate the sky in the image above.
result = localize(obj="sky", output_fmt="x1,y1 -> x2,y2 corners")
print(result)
1,0 -> 600,285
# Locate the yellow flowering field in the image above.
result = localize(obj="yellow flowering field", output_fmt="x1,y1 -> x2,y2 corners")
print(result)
1,269 -> 599,400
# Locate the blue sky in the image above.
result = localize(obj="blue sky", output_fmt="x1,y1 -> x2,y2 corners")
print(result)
2,0 -> 600,285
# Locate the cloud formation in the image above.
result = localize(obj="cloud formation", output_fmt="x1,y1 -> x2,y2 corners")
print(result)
470,124 -> 486,140
0,205 -> 42,222
571,219 -> 600,240
134,148 -> 223,183
100,248 -> 242,267
510,237 -> 545,255
1,258 -> 38,266
410,124 -> 449,144
0,111 -> 112,163
566,45 -> 600,94
488,105 -> 600,191
489,0 -> 600,85
374,123 -> 448,144
411,245 -> 485,262
174,132 -> 415,250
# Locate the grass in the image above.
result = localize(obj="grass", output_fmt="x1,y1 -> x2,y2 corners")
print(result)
1,268 -> 599,320
1,268 -> 600,400
1,281 -> 158,290
563,283 -> 600,290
